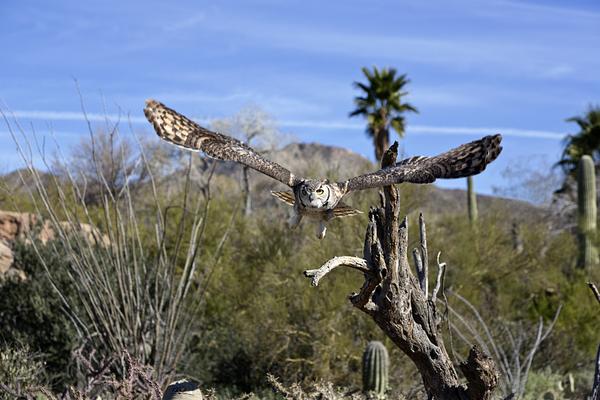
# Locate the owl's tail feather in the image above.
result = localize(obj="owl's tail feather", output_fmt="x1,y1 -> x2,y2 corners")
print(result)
271,191 -> 295,206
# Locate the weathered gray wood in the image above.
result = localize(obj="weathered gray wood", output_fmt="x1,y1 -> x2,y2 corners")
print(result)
304,144 -> 499,399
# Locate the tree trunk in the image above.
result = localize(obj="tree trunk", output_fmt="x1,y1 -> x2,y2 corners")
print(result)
241,166 -> 252,216
304,143 -> 499,399
374,128 -> 390,162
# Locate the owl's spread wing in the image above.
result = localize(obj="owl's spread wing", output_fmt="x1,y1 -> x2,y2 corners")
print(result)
144,99 -> 299,187
342,134 -> 502,192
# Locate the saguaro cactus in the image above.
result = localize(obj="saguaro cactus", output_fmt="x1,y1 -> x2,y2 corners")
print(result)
577,155 -> 598,268
362,341 -> 389,397
467,176 -> 478,223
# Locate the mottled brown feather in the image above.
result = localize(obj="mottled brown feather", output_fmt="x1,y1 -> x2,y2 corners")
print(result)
144,99 -> 299,187
343,134 -> 502,192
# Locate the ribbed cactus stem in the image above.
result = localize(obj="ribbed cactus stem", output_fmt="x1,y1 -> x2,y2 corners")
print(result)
577,155 -> 598,268
467,176 -> 478,223
362,341 -> 389,397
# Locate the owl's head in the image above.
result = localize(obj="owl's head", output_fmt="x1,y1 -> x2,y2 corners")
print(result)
297,180 -> 333,209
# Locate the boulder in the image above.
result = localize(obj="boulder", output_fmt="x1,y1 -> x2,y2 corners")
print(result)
0,210 -> 109,277
162,379 -> 203,400
0,240 -> 14,274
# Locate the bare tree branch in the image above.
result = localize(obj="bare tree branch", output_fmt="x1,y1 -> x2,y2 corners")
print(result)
448,291 -> 562,398
431,252 -> 446,302
304,256 -> 370,287
419,212 -> 429,296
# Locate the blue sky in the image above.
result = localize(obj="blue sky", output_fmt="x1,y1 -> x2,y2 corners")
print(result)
1,0 -> 599,197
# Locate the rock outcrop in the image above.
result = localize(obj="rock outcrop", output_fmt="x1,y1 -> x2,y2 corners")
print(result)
0,210 -> 109,278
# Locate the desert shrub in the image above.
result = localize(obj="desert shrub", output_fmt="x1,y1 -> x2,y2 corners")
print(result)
0,343 -> 45,399
0,240 -> 78,392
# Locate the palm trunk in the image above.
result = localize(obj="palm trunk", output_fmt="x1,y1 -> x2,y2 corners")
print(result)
374,128 -> 390,162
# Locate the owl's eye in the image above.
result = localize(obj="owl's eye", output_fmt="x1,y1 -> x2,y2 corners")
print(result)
316,188 -> 324,195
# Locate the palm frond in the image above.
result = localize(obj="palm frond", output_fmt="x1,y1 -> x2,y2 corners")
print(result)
350,66 -> 418,159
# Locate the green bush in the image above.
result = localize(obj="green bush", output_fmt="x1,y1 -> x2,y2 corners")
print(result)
0,343 -> 45,399
0,241 -> 78,392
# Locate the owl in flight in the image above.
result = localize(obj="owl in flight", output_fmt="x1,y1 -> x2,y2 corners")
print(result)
144,100 -> 502,239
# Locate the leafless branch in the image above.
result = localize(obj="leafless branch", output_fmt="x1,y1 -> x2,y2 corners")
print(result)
304,256 -> 370,287
431,252 -> 446,302
448,291 -> 562,398
418,213 -> 428,296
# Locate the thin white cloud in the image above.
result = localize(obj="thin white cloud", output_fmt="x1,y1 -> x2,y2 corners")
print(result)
408,125 -> 563,140
7,109 -> 564,140
279,120 -> 563,140
0,130 -> 87,138
11,110 -> 147,124
153,91 -> 253,103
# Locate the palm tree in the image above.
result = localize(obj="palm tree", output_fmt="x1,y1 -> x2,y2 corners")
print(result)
349,66 -> 418,161
557,105 -> 600,176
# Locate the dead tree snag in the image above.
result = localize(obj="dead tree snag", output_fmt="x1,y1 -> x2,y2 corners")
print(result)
303,142 -> 499,400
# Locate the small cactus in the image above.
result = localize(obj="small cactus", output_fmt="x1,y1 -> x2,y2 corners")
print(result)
577,155 -> 599,268
467,176 -> 478,224
362,341 -> 389,397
